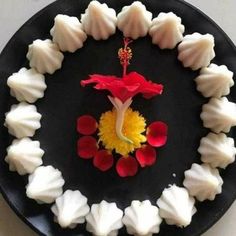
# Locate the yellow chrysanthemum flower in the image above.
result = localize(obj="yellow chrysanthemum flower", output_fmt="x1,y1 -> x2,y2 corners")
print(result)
98,108 -> 146,156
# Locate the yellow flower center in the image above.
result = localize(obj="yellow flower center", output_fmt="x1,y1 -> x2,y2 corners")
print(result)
98,108 -> 146,156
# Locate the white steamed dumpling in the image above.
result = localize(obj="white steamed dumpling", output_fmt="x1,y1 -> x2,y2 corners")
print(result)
178,33 -> 215,70
5,102 -> 41,138
7,68 -> 47,103
51,190 -> 90,229
200,97 -> 236,133
157,185 -> 196,228
183,163 -> 223,202
5,138 -> 44,175
26,39 -> 64,74
117,1 -> 152,39
26,165 -> 65,204
195,64 -> 234,98
86,200 -> 123,236
50,14 -> 87,52
81,1 -> 117,40
149,12 -> 185,49
122,200 -> 162,236
198,132 -> 236,169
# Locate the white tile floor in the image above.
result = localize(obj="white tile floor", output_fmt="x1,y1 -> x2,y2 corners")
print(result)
0,0 -> 236,235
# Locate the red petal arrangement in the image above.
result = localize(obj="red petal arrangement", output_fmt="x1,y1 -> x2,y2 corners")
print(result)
77,38 -> 168,177
76,115 -> 168,177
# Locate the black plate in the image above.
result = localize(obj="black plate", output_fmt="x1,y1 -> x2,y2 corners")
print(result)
0,0 -> 236,235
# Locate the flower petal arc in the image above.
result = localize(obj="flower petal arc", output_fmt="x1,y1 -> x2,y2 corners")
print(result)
93,150 -> 114,171
116,156 -> 138,177
77,115 -> 98,135
77,136 -> 98,159
136,145 -> 157,167
147,121 -> 168,147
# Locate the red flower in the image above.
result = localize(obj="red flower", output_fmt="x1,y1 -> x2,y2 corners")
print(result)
93,150 -> 114,171
116,156 -> 138,177
77,115 -> 98,135
136,145 -> 157,167
147,121 -> 168,147
77,136 -> 98,159
81,72 -> 163,102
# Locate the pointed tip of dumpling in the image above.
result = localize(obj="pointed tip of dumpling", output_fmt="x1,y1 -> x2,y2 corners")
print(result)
129,1 -> 147,14
88,0 -> 104,14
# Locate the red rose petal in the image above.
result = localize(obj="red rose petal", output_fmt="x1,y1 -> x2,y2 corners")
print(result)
77,115 -> 98,135
116,156 -> 138,177
77,136 -> 98,159
136,145 -> 157,167
93,150 -> 114,171
147,121 -> 168,147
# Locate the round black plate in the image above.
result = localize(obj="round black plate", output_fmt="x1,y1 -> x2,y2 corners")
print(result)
0,0 -> 236,235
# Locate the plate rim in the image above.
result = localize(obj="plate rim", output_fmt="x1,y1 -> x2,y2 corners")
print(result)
0,0 -> 236,235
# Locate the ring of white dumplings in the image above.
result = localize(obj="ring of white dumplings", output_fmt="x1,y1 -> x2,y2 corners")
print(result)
4,1 -> 236,235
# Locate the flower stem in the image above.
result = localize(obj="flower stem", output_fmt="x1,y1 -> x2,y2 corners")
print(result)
123,64 -> 127,78
108,96 -> 133,144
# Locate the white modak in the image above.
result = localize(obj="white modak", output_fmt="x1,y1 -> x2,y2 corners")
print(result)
183,163 -> 223,202
5,102 -> 41,139
26,165 -> 65,204
7,67 -> 47,103
81,1 -> 117,40
51,190 -> 90,229
5,138 -> 44,175
178,33 -> 215,70
123,200 -> 162,236
195,63 -> 234,98
198,132 -> 236,169
27,39 -> 64,74
50,14 -> 87,52
117,1 -> 152,39
3,0 -> 236,235
157,185 -> 196,228
86,200 -> 123,236
149,12 -> 185,49
201,97 -> 236,133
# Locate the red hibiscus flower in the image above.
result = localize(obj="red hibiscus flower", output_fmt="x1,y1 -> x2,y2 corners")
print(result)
81,72 -> 163,102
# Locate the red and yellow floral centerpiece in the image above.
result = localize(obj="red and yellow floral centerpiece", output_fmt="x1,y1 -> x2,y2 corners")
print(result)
77,38 -> 168,177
